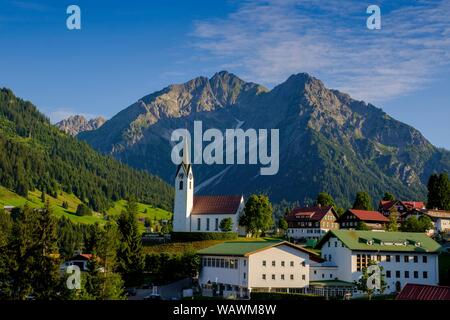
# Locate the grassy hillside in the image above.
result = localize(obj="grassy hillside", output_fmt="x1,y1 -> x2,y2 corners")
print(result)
0,88 -> 174,212
0,185 -> 172,227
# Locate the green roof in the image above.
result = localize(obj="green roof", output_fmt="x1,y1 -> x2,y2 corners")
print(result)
197,240 -> 283,256
316,230 -> 441,253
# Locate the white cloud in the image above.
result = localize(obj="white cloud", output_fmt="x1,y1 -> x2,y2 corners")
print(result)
192,0 -> 450,103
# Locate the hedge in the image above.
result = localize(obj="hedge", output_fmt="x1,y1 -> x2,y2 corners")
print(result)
250,292 -> 325,300
171,232 -> 238,242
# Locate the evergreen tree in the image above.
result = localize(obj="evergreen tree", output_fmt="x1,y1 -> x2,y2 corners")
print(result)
386,211 -> 399,232
116,197 -> 145,286
353,192 -> 373,210
316,192 -> 336,208
382,192 -> 395,201
427,173 -> 450,210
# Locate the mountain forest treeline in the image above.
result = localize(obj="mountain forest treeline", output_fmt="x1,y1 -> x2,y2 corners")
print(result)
0,88 -> 173,212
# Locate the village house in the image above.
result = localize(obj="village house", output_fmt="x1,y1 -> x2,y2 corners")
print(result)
172,141 -> 244,234
60,253 -> 95,273
316,230 -> 441,293
378,200 -> 426,218
285,206 -> 339,241
197,241 -> 322,298
403,209 -> 450,236
338,209 -> 389,230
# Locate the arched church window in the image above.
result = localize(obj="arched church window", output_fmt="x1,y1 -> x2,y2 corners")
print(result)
179,180 -> 183,190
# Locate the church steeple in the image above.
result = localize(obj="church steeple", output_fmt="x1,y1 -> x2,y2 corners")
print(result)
173,135 -> 194,232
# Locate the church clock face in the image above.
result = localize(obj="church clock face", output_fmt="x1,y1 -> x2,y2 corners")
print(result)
189,173 -> 193,180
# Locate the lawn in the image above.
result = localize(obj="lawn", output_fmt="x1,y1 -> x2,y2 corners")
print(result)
0,186 -> 172,227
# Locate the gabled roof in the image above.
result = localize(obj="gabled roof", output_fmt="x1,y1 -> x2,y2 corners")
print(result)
342,209 -> 389,223
197,240 -> 323,262
192,195 -> 243,215
379,200 -> 425,211
286,206 -> 336,222
424,209 -> 450,219
316,230 -> 441,253
68,253 -> 93,261
396,284 -> 450,300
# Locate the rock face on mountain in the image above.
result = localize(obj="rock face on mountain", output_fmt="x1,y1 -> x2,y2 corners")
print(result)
56,115 -> 106,136
78,71 -> 450,207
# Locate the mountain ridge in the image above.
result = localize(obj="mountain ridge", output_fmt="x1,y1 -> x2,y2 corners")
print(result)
56,115 -> 106,136
78,71 -> 450,207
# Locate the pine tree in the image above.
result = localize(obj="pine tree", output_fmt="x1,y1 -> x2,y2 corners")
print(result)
116,197 -> 145,286
353,192 -> 373,210
427,173 -> 450,210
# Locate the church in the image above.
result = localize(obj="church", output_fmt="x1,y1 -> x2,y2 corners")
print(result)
172,143 -> 245,233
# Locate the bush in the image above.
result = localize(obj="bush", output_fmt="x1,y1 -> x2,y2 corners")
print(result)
75,203 -> 92,216
144,252 -> 200,282
171,232 -> 238,242
250,292 -> 325,300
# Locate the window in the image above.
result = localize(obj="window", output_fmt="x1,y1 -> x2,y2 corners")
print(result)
335,242 -> 338,247
272,261 -> 276,267
423,271 -> 428,279
395,271 -> 400,278
405,271 -> 409,278
272,274 -> 275,280
243,272 -> 246,279
330,274 -> 333,279
322,273 -> 325,279
301,261 -> 306,267
413,256 -> 418,263
314,270 -> 317,275
243,260 -> 247,267
179,180 -> 183,190
386,255 -> 391,262
328,242 -> 331,247
414,271 -> 418,279
281,274 -> 285,280
302,275 -> 306,280
386,271 -> 391,278
262,260 -> 266,267
290,274 -> 294,280
281,261 -> 285,267
423,256 -> 428,263
197,218 -> 201,231
206,218 -> 210,231
189,181 -> 192,189
395,255 -> 400,262
262,274 -> 266,280
404,256 -> 409,263
215,218 -> 219,231
377,255 -> 381,262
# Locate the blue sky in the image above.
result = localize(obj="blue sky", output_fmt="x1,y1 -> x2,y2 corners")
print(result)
0,0 -> 449,149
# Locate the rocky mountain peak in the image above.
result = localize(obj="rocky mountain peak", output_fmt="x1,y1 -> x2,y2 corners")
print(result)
56,115 -> 106,136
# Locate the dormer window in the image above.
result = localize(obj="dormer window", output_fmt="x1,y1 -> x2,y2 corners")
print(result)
179,180 -> 184,190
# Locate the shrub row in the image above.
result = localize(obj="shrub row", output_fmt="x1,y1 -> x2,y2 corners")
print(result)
171,232 -> 238,242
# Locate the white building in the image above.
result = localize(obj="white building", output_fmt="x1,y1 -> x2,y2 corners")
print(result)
197,241 -> 322,298
316,230 -> 441,293
172,142 -> 244,233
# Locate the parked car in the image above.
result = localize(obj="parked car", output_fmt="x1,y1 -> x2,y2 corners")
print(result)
144,294 -> 161,300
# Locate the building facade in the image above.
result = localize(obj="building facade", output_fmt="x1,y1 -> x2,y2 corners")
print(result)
316,230 -> 441,293
338,209 -> 389,230
286,206 -> 339,240
172,142 -> 244,233
197,241 -> 321,298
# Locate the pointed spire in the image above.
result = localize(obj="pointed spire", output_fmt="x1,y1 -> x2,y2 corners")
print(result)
182,132 -> 190,165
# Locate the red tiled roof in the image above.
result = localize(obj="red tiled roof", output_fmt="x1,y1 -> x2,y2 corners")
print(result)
69,253 -> 93,261
397,284 -> 450,300
379,200 -> 397,211
402,201 -> 425,210
347,209 -> 389,222
192,195 -> 243,215
379,200 -> 425,211
286,206 -> 334,222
